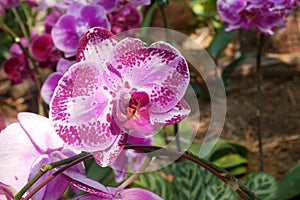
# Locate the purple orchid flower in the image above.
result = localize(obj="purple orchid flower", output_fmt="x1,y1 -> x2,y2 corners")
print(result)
30,33 -> 62,69
0,112 -> 85,199
44,10 -> 61,33
0,0 -> 18,8
217,0 -> 299,34
0,0 -> 18,16
41,58 -> 76,104
51,2 -> 110,57
49,27 -> 190,167
93,0 -> 150,12
63,170 -> 163,200
3,39 -> 33,84
109,5 -> 142,34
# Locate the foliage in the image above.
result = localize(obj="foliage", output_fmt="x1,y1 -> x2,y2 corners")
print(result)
189,140 -> 249,176
243,172 -> 278,200
276,162 -> 300,200
133,159 -> 239,200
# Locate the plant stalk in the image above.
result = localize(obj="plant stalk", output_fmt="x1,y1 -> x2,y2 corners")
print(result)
14,152 -> 90,200
256,33 -> 264,172
125,145 -> 261,200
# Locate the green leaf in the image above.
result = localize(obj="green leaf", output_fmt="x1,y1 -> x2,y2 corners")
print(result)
243,172 -> 278,200
207,26 -> 237,58
213,154 -> 248,169
276,162 -> 300,200
201,182 -> 238,200
204,140 -> 249,161
227,165 -> 248,177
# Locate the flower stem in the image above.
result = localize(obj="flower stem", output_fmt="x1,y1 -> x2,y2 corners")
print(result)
157,0 -> 172,43
125,145 -> 261,200
256,32 -> 264,172
14,152 -> 90,200
23,153 -> 92,200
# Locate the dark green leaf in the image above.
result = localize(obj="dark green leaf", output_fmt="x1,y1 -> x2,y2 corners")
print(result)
201,182 -> 238,200
243,172 -> 278,200
207,26 -> 237,58
213,154 -> 247,169
222,52 -> 255,82
276,162 -> 300,200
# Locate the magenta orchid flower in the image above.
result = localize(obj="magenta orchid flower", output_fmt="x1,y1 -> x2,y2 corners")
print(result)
50,27 -> 190,167
51,2 -> 110,57
41,58 -> 76,104
0,112 -> 85,199
3,39 -> 32,84
217,0 -> 299,34
64,170 -> 163,200
109,5 -> 142,34
44,10 -> 61,33
30,33 -> 62,69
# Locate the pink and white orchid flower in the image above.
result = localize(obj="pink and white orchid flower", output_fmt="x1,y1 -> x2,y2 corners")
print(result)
0,112 -> 84,199
64,170 -> 163,200
50,27 -> 190,168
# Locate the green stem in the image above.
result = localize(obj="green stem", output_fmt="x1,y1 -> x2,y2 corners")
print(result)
15,145 -> 260,200
23,153 -> 93,200
256,33 -> 264,172
125,145 -> 261,200
14,152 -> 90,200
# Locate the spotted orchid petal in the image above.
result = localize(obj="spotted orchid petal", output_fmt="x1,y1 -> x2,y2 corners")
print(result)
93,133 -> 127,167
151,99 -> 190,126
17,112 -> 64,153
111,38 -> 189,113
77,27 -> 119,63
63,170 -> 113,198
50,61 -> 122,152
64,169 -> 162,200
0,123 -> 40,191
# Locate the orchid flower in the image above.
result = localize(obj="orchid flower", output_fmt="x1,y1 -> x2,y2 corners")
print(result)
30,33 -> 62,69
63,170 -> 163,200
51,2 -> 110,57
108,5 -> 142,34
0,112 -> 85,199
50,27 -> 190,167
217,0 -> 299,34
3,38 -> 32,84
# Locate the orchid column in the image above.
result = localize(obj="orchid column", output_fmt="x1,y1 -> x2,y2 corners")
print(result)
217,0 -> 299,171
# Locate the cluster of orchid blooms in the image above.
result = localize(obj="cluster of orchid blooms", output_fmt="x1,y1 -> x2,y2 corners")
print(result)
0,0 -> 192,199
2,0 -> 149,85
217,0 -> 300,34
1,0 -> 299,199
